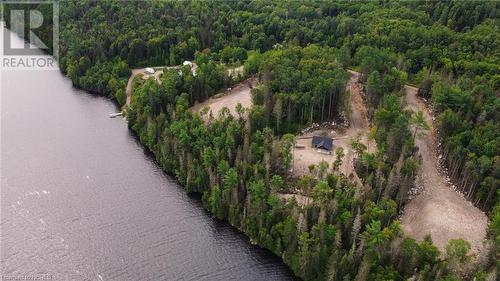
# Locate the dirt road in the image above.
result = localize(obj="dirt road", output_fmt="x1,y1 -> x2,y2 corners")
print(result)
346,70 -> 369,132
125,68 -> 146,106
400,85 -> 488,252
125,66 -> 167,106
125,64 -> 197,106
289,71 -> 488,252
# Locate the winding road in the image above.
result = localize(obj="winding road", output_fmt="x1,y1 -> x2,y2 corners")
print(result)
346,70 -> 370,132
286,70 -> 488,252
125,64 -> 198,106
400,85 -> 488,253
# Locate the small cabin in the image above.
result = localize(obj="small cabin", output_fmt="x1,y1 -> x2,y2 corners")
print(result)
312,136 -> 333,153
145,67 -> 155,74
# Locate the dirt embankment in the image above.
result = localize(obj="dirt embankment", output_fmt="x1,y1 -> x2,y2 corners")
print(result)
400,85 -> 488,253
346,70 -> 369,132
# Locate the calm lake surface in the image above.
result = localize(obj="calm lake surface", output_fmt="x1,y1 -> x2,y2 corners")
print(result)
0,26 -> 296,281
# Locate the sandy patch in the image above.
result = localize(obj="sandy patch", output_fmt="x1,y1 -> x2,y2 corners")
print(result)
190,77 -> 258,120
292,136 -> 336,176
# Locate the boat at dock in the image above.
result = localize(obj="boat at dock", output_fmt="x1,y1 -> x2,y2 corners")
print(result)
109,112 -> 123,118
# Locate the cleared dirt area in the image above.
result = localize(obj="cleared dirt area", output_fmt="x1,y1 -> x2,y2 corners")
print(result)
285,70 -> 488,253
292,136 -> 335,176
190,77 -> 258,120
400,85 -> 488,253
291,70 -> 374,181
280,70 -> 373,204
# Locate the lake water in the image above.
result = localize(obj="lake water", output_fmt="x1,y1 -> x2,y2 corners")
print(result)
0,26 -> 296,281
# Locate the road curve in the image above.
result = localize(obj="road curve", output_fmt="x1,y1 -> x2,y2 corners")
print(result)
400,85 -> 488,253
125,64 -> 198,106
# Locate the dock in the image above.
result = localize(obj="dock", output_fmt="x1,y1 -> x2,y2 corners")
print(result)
109,112 -> 123,118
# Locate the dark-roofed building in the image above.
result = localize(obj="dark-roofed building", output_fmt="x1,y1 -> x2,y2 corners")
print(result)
312,136 -> 333,152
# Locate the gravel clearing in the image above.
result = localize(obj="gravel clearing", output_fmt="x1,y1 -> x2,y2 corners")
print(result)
291,70 -> 375,183
190,77 -> 258,120
400,85 -> 488,253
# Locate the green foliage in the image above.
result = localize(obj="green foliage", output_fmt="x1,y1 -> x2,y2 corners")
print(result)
256,46 -> 349,131
279,134 -> 295,172
244,51 -> 262,75
444,239 -> 472,278
220,46 -> 247,64
270,175 -> 284,192
433,80 -> 499,211
114,89 -> 126,106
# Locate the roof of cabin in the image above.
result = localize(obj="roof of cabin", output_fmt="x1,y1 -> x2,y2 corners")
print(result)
312,136 -> 333,151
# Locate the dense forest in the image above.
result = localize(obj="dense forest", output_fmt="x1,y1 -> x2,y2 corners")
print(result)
5,0 -> 499,280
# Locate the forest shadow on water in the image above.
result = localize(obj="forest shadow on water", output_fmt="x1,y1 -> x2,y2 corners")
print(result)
126,127 -> 300,280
